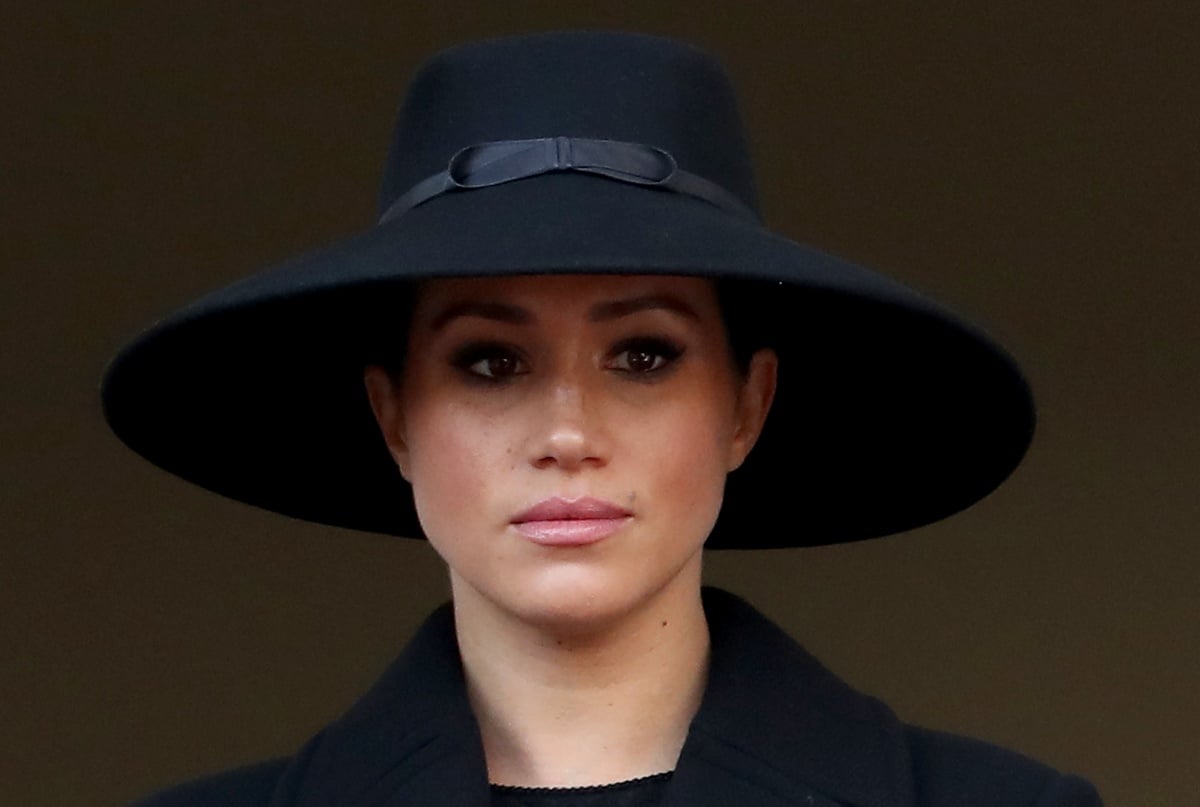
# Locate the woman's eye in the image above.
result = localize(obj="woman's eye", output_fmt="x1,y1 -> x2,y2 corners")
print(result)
469,355 -> 522,378
453,344 -> 528,380
609,339 -> 683,374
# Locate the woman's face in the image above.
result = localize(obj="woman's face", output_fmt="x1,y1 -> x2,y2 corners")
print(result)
365,274 -> 776,631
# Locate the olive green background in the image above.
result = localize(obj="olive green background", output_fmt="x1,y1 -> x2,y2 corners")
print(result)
4,3 -> 1197,805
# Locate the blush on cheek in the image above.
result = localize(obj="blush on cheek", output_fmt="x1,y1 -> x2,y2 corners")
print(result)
683,474 -> 727,535
409,402 -> 524,548
661,447 -> 729,539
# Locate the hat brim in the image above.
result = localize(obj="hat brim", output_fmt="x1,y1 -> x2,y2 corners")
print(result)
102,173 -> 1034,548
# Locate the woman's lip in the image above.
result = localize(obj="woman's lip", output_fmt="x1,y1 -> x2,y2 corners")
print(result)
513,518 -> 630,546
512,496 -> 632,523
511,497 -> 633,547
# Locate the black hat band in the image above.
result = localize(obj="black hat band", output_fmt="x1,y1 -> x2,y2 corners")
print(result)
378,137 -> 762,225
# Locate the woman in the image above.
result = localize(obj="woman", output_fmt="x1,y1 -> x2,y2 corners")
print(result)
105,31 -> 1102,806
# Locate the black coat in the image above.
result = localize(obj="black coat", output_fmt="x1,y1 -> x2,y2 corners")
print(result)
133,589 -> 1102,806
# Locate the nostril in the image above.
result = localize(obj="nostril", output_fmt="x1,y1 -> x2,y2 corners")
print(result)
533,424 -> 606,471
532,380 -> 607,469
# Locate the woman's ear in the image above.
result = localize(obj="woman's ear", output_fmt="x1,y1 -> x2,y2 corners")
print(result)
727,348 -> 778,472
363,365 -> 411,481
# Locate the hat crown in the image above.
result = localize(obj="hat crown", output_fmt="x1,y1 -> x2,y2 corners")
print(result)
103,31 -> 1035,549
378,32 -> 761,218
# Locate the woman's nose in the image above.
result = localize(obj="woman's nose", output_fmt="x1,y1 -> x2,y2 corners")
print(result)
530,376 -> 608,472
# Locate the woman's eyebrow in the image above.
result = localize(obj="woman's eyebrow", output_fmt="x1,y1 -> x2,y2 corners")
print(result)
428,293 -> 699,331
588,294 -> 700,322
428,301 -> 531,331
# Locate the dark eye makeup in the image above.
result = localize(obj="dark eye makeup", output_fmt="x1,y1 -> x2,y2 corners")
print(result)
450,341 -> 529,381
449,335 -> 686,383
606,336 -> 685,376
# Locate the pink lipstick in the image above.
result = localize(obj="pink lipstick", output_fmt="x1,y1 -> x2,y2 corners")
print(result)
511,497 -> 632,546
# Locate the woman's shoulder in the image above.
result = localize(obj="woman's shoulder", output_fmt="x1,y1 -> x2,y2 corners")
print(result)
699,588 -> 1103,805
902,724 -> 1102,806
128,757 -> 289,807
122,723 -> 1103,807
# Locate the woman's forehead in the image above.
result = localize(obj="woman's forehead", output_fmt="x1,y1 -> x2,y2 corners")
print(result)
409,274 -> 722,322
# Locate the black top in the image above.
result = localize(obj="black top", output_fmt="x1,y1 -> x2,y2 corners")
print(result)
491,773 -> 672,807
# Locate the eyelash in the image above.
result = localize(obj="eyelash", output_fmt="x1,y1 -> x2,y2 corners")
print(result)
450,337 -> 685,382
451,342 -> 530,382
607,337 -> 684,376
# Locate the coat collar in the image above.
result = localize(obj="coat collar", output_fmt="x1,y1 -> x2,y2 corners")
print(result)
271,588 -> 913,807
672,588 -> 913,807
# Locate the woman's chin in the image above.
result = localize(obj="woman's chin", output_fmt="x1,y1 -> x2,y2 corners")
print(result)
462,561 -> 701,640
510,576 -> 639,632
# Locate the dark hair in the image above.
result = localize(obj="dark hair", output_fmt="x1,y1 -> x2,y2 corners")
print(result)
714,278 -> 776,377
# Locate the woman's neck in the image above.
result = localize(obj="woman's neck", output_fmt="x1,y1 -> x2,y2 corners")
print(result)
451,575 -> 710,788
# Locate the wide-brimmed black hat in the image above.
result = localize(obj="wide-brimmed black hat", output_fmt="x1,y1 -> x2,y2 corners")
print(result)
102,31 -> 1034,549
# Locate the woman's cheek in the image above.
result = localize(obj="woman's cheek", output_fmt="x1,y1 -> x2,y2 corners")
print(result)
652,403 -> 731,508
